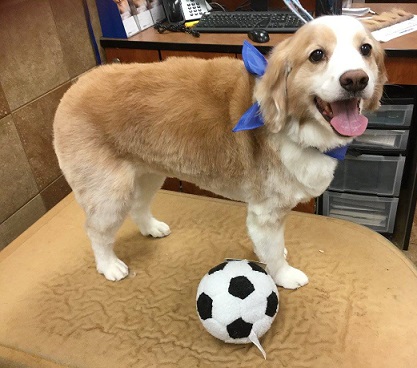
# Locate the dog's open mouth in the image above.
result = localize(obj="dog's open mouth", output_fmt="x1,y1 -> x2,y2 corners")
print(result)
315,97 -> 368,137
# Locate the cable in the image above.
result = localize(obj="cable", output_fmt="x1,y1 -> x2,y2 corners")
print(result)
154,21 -> 200,37
209,2 -> 228,12
234,0 -> 251,11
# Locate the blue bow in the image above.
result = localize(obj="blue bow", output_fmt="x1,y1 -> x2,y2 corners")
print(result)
232,41 -> 348,160
323,146 -> 349,160
242,40 -> 267,78
232,102 -> 264,133
233,41 -> 267,133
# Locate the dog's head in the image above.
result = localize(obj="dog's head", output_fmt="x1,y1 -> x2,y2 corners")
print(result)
255,15 -> 387,152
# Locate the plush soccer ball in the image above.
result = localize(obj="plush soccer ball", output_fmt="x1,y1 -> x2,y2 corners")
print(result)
196,260 -> 279,358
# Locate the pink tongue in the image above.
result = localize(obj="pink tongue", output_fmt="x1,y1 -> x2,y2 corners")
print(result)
330,99 -> 368,137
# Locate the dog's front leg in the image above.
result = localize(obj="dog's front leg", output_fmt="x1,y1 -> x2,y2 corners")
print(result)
247,204 -> 308,289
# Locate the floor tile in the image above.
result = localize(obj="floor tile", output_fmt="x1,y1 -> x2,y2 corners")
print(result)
49,0 -> 97,78
404,213 -> 417,267
0,115 -> 38,223
0,195 -> 46,250
0,82 -> 10,119
87,0 -> 106,63
13,83 -> 71,191
41,175 -> 72,211
0,0 -> 69,110
403,247 -> 417,266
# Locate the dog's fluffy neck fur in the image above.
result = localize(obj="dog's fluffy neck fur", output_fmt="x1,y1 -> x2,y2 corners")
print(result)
249,127 -> 337,205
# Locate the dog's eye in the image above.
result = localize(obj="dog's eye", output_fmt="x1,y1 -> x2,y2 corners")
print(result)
309,49 -> 325,63
360,43 -> 372,56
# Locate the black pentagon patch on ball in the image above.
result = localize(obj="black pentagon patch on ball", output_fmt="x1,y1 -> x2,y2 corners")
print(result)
228,276 -> 255,299
208,262 -> 228,275
197,292 -> 213,320
227,318 -> 253,339
248,261 -> 267,275
265,291 -> 279,317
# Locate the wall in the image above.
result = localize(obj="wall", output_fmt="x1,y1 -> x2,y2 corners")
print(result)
0,0 -> 103,249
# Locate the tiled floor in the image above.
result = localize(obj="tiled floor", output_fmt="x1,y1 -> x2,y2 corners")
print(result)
404,246 -> 417,266
403,218 -> 417,266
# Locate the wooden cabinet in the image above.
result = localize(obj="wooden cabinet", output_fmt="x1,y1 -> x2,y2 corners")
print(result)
105,48 -> 159,63
105,48 -> 237,64
161,177 -> 181,191
160,50 -> 237,59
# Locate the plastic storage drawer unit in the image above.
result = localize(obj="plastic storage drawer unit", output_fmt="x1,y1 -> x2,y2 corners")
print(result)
351,129 -> 409,152
322,191 -> 399,233
364,104 -> 413,128
329,154 -> 405,196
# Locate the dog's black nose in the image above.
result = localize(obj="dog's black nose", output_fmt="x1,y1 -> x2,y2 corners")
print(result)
339,70 -> 369,93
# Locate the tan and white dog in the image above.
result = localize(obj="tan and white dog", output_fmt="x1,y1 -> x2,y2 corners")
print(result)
53,16 -> 386,289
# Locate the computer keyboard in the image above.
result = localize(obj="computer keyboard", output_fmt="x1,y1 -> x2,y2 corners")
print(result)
194,11 -> 306,33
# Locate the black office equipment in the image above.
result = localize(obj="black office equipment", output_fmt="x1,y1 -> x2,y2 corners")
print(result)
162,0 -> 210,23
247,29 -> 270,43
193,11 -> 305,33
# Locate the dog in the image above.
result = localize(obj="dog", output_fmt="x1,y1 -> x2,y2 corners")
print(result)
53,15 -> 386,289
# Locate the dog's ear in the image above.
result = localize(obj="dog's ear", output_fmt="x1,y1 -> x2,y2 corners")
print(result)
254,39 -> 292,133
363,40 -> 388,111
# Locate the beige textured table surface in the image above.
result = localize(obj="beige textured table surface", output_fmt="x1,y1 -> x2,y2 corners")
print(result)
1,191 -> 417,368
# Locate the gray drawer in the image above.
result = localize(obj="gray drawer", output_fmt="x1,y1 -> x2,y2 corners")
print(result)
322,191 -> 398,233
329,154 -> 405,196
364,104 -> 413,128
351,129 -> 409,152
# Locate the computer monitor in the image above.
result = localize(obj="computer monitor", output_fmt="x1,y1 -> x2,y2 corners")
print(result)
250,0 -> 315,12
251,0 -> 268,11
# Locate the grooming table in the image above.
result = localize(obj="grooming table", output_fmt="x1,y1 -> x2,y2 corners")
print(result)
1,191 -> 417,367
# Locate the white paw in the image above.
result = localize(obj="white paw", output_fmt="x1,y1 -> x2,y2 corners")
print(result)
140,218 -> 171,238
273,264 -> 309,289
97,257 -> 129,281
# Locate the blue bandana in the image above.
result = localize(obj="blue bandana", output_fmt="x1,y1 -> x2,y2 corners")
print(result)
323,145 -> 349,160
232,41 -> 266,133
232,41 -> 348,160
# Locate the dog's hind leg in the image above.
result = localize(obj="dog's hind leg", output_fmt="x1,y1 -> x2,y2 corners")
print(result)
81,162 -> 136,281
130,173 -> 171,238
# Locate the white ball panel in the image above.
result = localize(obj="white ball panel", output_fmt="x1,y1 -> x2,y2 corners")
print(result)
224,336 -> 252,344
240,293 -> 268,323
201,318 -> 230,342
252,316 -> 276,339
223,260 -> 253,277
211,291 -> 242,326
197,271 -> 229,299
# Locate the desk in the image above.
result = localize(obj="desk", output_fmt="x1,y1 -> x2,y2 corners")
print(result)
100,3 -> 417,250
1,191 -> 417,367
101,3 -> 417,84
